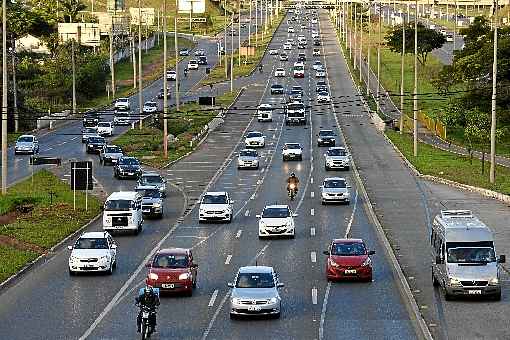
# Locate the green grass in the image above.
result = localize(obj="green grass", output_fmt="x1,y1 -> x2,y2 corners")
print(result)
387,130 -> 510,195
114,90 -> 240,168
7,132 -> 23,146
0,245 -> 38,283
444,128 -> 510,158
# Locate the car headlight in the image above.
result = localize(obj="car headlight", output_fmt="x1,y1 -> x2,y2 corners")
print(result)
148,273 -> 159,280
318,138 -> 323,142
449,278 -> 462,286
361,257 -> 371,267
153,203 -> 161,208
231,297 -> 241,304
329,259 -> 340,267
99,255 -> 110,262
179,272 -> 191,280
69,256 -> 78,262
489,277 -> 499,285
259,221 -> 266,228
268,297 -> 278,304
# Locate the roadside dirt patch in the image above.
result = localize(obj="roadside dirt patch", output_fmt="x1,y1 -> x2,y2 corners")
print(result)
0,211 -> 18,226
0,235 -> 44,254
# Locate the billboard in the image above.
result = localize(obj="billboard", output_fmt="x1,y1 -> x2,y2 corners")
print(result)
107,0 -> 125,12
58,23 -> 101,47
178,0 -> 206,14
129,7 -> 155,26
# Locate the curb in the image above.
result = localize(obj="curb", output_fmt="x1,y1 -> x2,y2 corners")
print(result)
332,23 -> 433,340
0,213 -> 102,292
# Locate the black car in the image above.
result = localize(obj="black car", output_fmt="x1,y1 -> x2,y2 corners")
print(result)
317,129 -> 336,146
114,156 -> 142,179
198,55 -> 208,65
86,136 -> 106,154
83,113 -> 100,128
298,44 -> 306,49
298,53 -> 306,61
158,88 -> 170,99
314,40 -> 321,46
271,84 -> 285,95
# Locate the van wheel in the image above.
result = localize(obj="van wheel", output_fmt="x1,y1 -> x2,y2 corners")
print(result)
432,271 -> 439,287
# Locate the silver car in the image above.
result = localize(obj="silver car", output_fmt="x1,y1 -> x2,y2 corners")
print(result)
237,149 -> 260,169
137,172 -> 167,197
14,135 -> 39,155
228,266 -> 284,319
324,146 -> 350,170
136,188 -> 164,219
320,177 -> 351,205
100,145 -> 124,165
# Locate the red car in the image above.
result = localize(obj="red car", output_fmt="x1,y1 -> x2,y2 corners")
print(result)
323,239 -> 375,282
146,248 -> 198,296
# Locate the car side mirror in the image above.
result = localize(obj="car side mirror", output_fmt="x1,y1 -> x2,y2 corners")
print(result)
191,264 -> 199,268
368,250 -> 375,255
67,245 -> 73,250
347,185 -> 352,188
435,255 -> 442,265
230,200 -> 234,204
227,282 -> 234,288
277,283 -> 285,288
292,213 -> 298,217
256,214 -> 261,218
323,250 -> 329,255
499,255 -> 506,263
111,244 -> 117,249
145,262 -> 152,268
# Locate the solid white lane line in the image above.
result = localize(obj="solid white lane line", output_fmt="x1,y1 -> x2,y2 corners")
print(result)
318,282 -> 332,340
312,287 -> 318,305
344,190 -> 359,238
310,227 -> 316,236
311,251 -> 317,263
244,209 -> 250,217
310,208 -> 315,216
236,230 -> 243,238
311,191 -> 315,198
225,255 -> 232,265
311,177 -> 314,184
175,235 -> 208,239
208,290 -> 219,307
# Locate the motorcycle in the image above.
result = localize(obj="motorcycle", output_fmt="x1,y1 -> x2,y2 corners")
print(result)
288,183 -> 297,201
139,305 -> 157,340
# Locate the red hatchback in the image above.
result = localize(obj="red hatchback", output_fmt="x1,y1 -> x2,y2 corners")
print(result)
146,248 -> 198,296
323,239 -> 375,282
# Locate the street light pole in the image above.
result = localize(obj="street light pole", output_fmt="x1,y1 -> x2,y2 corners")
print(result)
110,14 -> 116,100
367,4 -> 371,96
413,0 -> 418,156
400,15 -> 405,134
2,0 -> 8,194
359,8 -> 363,83
138,0 -> 143,129
72,38 -> 77,115
377,0 -> 381,116
490,0 -> 498,183
238,2 -> 241,67
174,4 -> 180,110
230,16 -> 234,92
163,0 -> 168,158
249,0 -> 252,46
10,44 -> 18,133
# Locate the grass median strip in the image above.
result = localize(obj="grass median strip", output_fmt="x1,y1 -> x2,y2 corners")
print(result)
114,90 -> 241,168
0,170 -> 102,283
386,130 -> 510,195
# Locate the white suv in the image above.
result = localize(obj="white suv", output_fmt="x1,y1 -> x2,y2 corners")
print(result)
282,143 -> 303,161
199,191 -> 233,223
187,60 -> 199,70
97,121 -> 114,136
257,205 -> 296,238
114,98 -> 130,110
68,231 -> 117,275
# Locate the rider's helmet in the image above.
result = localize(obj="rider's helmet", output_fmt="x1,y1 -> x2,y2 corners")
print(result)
290,172 -> 296,178
144,285 -> 154,296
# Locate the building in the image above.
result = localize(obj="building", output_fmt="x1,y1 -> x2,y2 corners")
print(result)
16,34 -> 50,54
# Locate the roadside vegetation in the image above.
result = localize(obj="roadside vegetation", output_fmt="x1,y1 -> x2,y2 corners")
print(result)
114,90 -> 241,168
0,170 -> 102,283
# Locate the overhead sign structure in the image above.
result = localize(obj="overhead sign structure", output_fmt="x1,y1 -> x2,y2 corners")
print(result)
129,7 -> 155,26
58,23 -> 101,47
30,156 -> 62,166
178,0 -> 206,14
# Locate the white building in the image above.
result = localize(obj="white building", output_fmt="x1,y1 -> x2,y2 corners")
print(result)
16,34 -> 50,54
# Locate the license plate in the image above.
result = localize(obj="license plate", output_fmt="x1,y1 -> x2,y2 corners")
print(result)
127,173 -> 133,176
468,290 -> 482,295
143,209 -> 151,213
345,269 -> 357,274
247,306 -> 261,311
162,284 -> 175,289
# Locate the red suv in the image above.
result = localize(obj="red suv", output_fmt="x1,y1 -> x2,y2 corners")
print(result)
323,239 -> 375,282
146,248 -> 198,296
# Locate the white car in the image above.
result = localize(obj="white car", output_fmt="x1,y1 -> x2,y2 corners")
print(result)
316,68 -> 326,78
440,29 -> 447,36
320,177 -> 351,205
257,103 -> 273,122
317,91 -> 331,103
294,61 -> 305,68
312,61 -> 323,70
324,146 -> 350,170
14,135 -> 39,155
293,66 -> 305,78
199,191 -> 233,223
97,121 -> 114,136
286,38 -> 295,46
283,43 -> 292,50
114,97 -> 130,110
269,49 -> 279,55
313,48 -> 321,56
288,26 -> 295,33
274,68 -> 286,77
245,131 -> 265,148
187,60 -> 199,70
446,34 -> 454,42
312,18 -> 318,24
312,33 -> 319,40
166,70 -> 177,81
257,205 -> 296,238
279,53 -> 288,61
194,48 -> 205,56
282,143 -> 303,161
143,101 -> 158,113
68,231 -> 117,275
237,149 -> 260,169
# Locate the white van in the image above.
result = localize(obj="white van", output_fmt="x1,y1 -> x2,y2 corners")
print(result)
103,191 -> 144,235
257,104 -> 273,122
431,210 -> 505,300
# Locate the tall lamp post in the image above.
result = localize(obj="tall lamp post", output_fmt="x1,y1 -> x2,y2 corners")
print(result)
2,0 -> 8,194
138,0 -> 143,129
413,0 -> 418,156
490,0 -> 499,183
163,0 -> 168,158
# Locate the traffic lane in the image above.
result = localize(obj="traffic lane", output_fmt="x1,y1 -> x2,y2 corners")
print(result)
0,182 -> 185,340
416,179 -> 510,340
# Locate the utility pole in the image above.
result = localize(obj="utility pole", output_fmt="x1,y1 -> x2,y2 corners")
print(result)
453,0 -> 457,50
400,15 -> 405,134
230,16 -> 234,92
349,3 -> 352,60
413,0 -> 418,156
132,33 -> 137,89
138,0 -> 143,129
490,0 -> 498,183
238,2 -> 241,67
224,0 -> 228,77
163,0 -> 168,158
2,0 -> 7,194
359,8 -> 363,82
255,0 -> 258,46
72,38 -> 77,114
110,14 -> 116,100
249,0 -> 252,46
367,4 -> 371,96
174,7 -> 180,110
10,44 -> 18,133
353,4 -> 357,70
377,0 -> 381,115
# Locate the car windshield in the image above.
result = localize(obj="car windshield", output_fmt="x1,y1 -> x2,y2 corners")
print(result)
318,92 -> 329,96
119,158 -> 140,165
240,150 -> 257,157
17,136 -> 33,143
285,144 -> 301,150
145,102 -> 157,107
140,176 -> 163,184
152,254 -> 189,268
319,130 -> 334,137
236,272 -> 275,288
272,84 -> 283,89
74,238 -> 109,250
137,189 -> 161,198
98,122 -> 110,127
294,66 -> 304,71
88,137 -> 105,144
324,179 -> 346,188
262,207 -> 290,218
288,104 -> 304,110
105,147 -> 122,154
84,128 -> 96,134
328,149 -> 346,156
104,199 -> 132,211
247,132 -> 262,138
447,247 -> 496,264
331,242 -> 366,256
202,194 -> 228,204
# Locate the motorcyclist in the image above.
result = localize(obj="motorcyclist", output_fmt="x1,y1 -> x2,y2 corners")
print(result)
135,285 -> 160,333
259,64 -> 263,73
286,172 -> 299,193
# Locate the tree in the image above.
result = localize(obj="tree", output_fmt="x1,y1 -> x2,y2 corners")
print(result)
385,22 -> 446,66
60,0 -> 87,23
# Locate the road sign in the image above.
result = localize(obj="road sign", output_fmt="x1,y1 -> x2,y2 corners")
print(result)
177,17 -> 206,23
30,156 -> 62,165
70,161 -> 93,190
178,0 -> 205,14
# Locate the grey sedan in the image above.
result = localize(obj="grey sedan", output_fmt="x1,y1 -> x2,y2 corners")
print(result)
320,177 -> 351,205
237,149 -> 260,169
228,266 -> 284,319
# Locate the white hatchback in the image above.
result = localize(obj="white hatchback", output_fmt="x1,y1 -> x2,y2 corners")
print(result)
245,131 -> 265,148
257,205 -> 296,238
274,68 -> 286,77
68,231 -> 117,275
